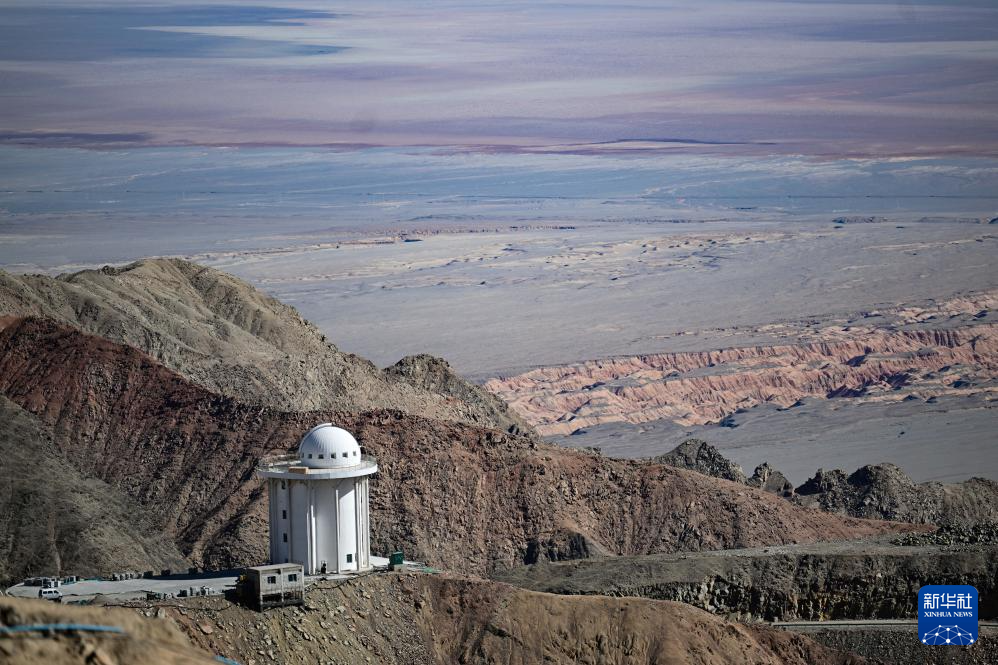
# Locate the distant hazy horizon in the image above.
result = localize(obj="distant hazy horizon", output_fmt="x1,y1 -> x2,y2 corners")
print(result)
2,145 -> 997,274
1,0 -> 997,157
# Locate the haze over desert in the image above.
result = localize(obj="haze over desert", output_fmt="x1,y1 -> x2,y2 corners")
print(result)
1,1 -> 996,664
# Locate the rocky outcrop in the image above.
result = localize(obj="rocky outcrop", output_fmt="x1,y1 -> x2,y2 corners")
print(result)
794,464 -> 998,526
653,439 -> 747,484
0,259 -> 528,434
654,441 -> 997,526
748,463 -> 795,497
652,440 -> 793,498
0,317 -> 912,577
893,522 -> 998,546
485,319 -> 997,436
497,541 -> 998,622
385,353 -> 530,434
523,529 -> 612,564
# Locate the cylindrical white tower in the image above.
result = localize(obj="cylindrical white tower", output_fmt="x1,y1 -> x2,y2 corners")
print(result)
257,424 -> 377,575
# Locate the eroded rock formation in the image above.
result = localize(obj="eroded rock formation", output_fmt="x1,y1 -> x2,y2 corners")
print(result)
486,301 -> 997,436
651,440 -> 998,527
748,463 -> 795,497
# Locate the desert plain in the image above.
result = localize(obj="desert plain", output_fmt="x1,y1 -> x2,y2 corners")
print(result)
3,152 -> 994,485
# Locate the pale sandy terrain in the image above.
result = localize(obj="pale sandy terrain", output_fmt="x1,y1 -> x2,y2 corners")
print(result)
3,212 -> 995,483
564,394 -> 997,484
209,219 -> 998,376
198,218 -> 997,483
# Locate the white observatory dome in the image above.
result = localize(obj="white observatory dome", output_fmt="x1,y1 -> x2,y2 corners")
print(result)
298,424 -> 362,468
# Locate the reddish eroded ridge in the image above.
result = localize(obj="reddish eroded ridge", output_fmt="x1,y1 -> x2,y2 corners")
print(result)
0,316 -> 915,575
486,324 -> 998,436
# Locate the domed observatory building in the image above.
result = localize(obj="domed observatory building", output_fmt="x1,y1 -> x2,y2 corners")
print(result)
257,424 -> 377,575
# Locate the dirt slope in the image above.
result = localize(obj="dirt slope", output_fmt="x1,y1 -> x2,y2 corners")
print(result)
0,596 -> 220,665
0,317 -> 913,577
0,396 -> 186,585
0,258 -> 527,433
150,572 -> 869,665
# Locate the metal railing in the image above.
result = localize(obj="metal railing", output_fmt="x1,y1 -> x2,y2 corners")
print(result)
256,452 -> 377,470
257,453 -> 299,469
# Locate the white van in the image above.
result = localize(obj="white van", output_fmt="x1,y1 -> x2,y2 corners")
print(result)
38,587 -> 62,602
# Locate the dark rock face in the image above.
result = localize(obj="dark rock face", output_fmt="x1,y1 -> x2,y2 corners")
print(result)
498,544 -> 998,622
801,626 -> 998,665
893,522 -> 998,546
748,463 -> 795,498
793,464 -> 998,527
653,439 -> 747,484
651,440 -> 997,529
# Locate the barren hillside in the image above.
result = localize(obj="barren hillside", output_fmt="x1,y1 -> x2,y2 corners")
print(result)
0,396 -> 186,584
0,317 -> 913,578
148,573 -> 871,665
0,596 -> 221,665
0,259 -> 527,433
1,575 -> 871,665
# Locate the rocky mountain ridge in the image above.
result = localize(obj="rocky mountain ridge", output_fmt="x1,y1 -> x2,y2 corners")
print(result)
655,439 -> 998,527
653,438 -> 748,484
0,258 -> 527,434
0,316 -> 912,581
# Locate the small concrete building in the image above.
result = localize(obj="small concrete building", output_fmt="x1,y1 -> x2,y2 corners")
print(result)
257,424 -> 377,575
243,563 -> 304,610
